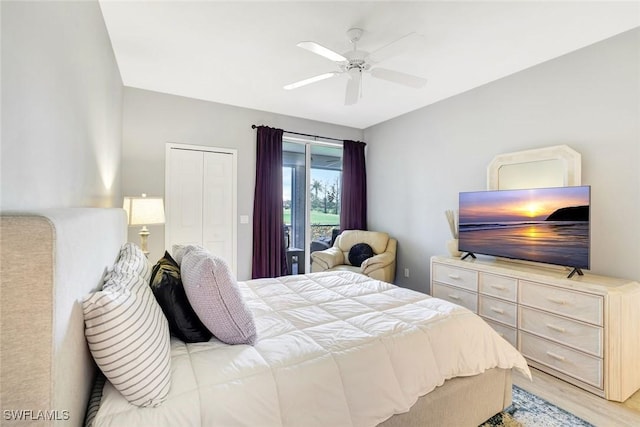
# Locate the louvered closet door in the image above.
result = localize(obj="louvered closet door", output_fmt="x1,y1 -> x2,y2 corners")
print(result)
166,145 -> 237,274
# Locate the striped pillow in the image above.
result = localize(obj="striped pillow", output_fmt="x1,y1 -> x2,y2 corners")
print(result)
107,242 -> 152,283
83,247 -> 171,407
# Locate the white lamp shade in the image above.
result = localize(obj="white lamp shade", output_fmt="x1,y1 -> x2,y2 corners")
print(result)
123,196 -> 165,225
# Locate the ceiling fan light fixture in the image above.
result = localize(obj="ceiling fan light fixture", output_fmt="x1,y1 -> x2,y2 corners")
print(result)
347,67 -> 361,78
290,28 -> 427,104
284,72 -> 337,90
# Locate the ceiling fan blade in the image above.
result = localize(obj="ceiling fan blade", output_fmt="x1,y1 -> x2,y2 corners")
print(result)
367,32 -> 424,63
283,72 -> 338,90
370,68 -> 427,88
297,41 -> 347,62
344,69 -> 361,106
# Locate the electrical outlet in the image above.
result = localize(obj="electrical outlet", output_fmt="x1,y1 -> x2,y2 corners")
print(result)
404,268 -> 410,278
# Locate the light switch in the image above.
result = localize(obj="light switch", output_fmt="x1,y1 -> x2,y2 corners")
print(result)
240,215 -> 249,224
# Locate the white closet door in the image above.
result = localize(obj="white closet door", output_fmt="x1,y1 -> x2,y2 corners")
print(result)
202,151 -> 233,263
165,144 -> 237,274
166,149 -> 204,247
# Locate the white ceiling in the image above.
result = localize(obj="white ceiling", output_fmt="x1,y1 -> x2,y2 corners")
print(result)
99,1 -> 640,129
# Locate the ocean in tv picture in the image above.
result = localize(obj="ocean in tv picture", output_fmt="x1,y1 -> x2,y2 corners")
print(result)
459,221 -> 589,268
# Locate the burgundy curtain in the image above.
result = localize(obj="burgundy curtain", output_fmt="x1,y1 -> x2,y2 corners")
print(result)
252,126 -> 288,278
340,140 -> 367,231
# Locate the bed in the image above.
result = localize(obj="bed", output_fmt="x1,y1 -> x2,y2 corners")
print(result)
0,209 -> 530,427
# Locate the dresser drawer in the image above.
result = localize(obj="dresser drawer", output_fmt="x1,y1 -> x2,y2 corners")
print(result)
520,331 -> 602,389
520,306 -> 602,357
484,318 -> 517,348
519,280 -> 603,326
479,273 -> 517,302
479,295 -> 517,327
432,263 -> 478,292
432,283 -> 477,312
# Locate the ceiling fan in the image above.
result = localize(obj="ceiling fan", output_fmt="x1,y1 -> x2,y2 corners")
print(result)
284,28 -> 427,106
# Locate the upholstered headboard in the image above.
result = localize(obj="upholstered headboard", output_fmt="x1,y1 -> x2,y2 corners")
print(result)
0,209 -> 127,426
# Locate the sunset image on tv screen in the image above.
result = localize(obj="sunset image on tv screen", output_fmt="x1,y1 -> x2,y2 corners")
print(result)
458,186 -> 590,269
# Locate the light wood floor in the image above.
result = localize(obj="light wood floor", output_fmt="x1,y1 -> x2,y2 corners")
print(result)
513,368 -> 640,426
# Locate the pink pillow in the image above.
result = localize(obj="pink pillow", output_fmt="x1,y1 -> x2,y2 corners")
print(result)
180,247 -> 257,345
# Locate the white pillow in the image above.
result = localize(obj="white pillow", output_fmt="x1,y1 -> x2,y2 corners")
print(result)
83,244 -> 171,407
181,247 -> 257,345
171,244 -> 189,266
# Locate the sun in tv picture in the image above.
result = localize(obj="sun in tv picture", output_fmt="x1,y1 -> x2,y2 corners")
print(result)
458,186 -> 590,269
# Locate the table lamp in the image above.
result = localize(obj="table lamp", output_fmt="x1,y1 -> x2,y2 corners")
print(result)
123,194 -> 165,256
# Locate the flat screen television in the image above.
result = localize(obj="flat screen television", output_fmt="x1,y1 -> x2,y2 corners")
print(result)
458,186 -> 590,277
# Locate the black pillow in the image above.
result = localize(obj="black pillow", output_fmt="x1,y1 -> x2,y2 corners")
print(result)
150,251 -> 212,343
348,243 -> 374,267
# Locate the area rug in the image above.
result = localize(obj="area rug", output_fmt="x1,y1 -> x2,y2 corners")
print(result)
480,385 -> 594,427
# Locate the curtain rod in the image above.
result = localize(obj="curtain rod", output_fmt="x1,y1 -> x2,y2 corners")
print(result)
251,124 -> 347,143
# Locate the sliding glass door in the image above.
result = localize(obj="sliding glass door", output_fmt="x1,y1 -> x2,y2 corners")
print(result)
282,141 -> 307,274
283,140 -> 342,274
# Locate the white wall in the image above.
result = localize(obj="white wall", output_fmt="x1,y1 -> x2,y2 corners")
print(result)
1,1 -> 123,210
122,88 -> 363,278
365,28 -> 640,293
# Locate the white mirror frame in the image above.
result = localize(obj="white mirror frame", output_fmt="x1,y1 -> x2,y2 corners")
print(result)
487,145 -> 581,190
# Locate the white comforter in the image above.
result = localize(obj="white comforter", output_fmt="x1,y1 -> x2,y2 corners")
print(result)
93,271 -> 530,427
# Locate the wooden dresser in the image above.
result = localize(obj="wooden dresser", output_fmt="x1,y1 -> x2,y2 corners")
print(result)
430,255 -> 640,402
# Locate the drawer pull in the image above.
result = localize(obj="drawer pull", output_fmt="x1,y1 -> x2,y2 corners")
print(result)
546,323 -> 566,333
490,307 -> 505,314
448,294 -> 461,300
546,351 -> 566,362
490,284 -> 506,291
448,274 -> 461,280
547,297 -> 568,305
